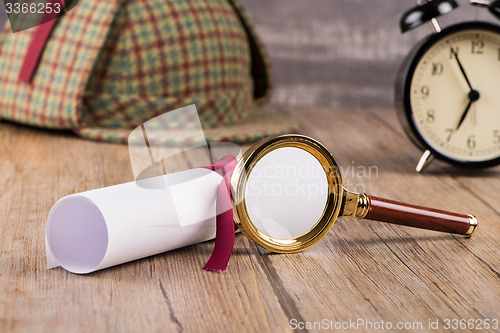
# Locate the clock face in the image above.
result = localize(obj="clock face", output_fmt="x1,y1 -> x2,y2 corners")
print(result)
405,22 -> 500,166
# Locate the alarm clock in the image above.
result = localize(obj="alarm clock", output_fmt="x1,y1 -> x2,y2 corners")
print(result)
395,0 -> 500,171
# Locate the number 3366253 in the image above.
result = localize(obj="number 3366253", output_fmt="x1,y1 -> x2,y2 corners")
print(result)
5,2 -> 61,14
443,318 -> 498,330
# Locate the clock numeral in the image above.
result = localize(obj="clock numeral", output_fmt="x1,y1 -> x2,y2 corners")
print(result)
467,135 -> 476,149
420,86 -> 430,99
494,130 -> 500,144
445,128 -> 454,142
471,40 -> 484,54
426,109 -> 435,123
431,63 -> 443,76
450,46 -> 459,59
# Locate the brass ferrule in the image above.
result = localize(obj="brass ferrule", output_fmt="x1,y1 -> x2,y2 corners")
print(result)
356,193 -> 370,219
339,190 -> 370,219
465,214 -> 478,237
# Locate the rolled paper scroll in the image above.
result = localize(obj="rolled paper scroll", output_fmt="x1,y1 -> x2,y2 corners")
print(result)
46,168 -> 222,274
46,105 -> 243,273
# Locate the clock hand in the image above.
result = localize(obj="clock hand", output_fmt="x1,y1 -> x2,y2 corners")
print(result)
456,100 -> 473,130
451,48 -> 474,91
450,48 -> 480,131
456,90 -> 480,130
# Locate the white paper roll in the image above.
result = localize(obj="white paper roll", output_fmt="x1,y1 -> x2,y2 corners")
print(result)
46,168 -> 222,274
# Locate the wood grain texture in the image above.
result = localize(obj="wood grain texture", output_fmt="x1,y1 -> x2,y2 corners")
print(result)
0,107 -> 499,332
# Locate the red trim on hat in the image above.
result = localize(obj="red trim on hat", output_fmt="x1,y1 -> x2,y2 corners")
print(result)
19,0 -> 66,83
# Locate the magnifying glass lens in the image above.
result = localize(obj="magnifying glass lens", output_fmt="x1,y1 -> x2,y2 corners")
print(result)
233,134 -> 476,257
244,147 -> 329,240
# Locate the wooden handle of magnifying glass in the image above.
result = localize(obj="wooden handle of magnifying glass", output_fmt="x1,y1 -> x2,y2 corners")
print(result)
364,195 -> 478,237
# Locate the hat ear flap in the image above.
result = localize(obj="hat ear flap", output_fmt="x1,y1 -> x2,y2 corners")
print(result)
228,0 -> 273,106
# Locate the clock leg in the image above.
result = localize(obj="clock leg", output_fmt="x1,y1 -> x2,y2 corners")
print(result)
429,18 -> 442,33
416,150 -> 435,172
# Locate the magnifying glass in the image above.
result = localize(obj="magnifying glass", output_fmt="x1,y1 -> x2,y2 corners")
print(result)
230,134 -> 478,253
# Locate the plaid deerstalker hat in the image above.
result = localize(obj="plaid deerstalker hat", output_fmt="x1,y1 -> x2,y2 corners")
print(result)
0,0 -> 298,143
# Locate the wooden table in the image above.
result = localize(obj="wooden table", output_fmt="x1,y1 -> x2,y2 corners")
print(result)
1,108 -> 499,333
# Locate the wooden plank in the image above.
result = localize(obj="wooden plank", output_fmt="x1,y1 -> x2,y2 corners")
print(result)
1,106 -> 499,332
275,107 -> 500,330
0,123 -> 291,332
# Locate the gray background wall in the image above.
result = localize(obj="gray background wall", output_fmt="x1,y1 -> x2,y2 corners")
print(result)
239,0 -> 497,108
1,0 -> 496,108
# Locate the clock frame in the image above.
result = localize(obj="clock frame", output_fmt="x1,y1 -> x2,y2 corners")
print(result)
395,21 -> 500,169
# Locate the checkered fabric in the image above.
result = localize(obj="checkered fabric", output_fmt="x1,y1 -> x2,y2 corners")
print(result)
0,0 -> 297,143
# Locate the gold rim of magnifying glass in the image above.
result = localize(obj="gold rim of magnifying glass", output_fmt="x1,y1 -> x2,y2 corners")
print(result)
230,134 -> 344,253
